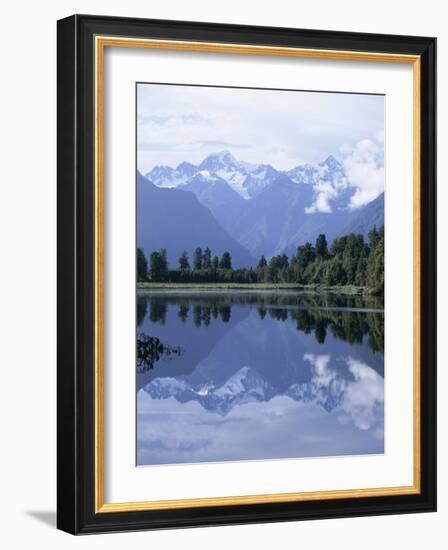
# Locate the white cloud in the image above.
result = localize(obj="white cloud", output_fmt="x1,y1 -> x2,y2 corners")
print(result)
304,353 -> 333,385
339,143 -> 352,156
341,357 -> 384,430
304,174 -> 348,214
343,137 -> 385,209
305,182 -> 335,214
137,83 -> 384,174
303,354 -> 384,432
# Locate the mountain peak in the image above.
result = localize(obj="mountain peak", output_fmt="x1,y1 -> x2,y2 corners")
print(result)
215,149 -> 234,160
321,155 -> 341,169
176,160 -> 197,177
200,150 -> 237,167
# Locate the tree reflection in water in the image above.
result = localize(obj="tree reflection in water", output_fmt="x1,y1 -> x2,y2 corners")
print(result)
136,290 -> 385,464
137,291 -> 384,370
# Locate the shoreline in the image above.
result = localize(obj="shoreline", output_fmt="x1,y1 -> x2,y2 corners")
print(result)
137,282 -> 378,296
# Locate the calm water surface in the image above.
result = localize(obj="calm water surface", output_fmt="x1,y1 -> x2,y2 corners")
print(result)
136,290 -> 384,466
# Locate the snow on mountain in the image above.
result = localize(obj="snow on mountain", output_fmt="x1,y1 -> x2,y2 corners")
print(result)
198,151 -> 254,199
146,152 -> 351,205
176,160 -> 197,178
145,165 -> 190,188
143,152 -> 384,260
147,150 -> 279,200
186,170 -> 222,184
180,171 -> 245,231
142,359 -> 382,417
241,164 -> 280,198
286,155 -> 345,185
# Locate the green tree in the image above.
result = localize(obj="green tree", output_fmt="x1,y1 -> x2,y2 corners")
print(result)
257,255 -> 267,269
267,254 -> 289,283
324,258 -> 347,286
160,248 -> 167,268
219,251 -> 232,270
367,226 -> 384,295
193,247 -> 203,270
203,247 -> 212,269
368,225 -> 380,247
137,248 -> 148,281
149,249 -> 168,281
292,243 -> 315,282
355,257 -> 368,286
178,250 -> 190,270
212,255 -> 219,270
315,233 -> 328,260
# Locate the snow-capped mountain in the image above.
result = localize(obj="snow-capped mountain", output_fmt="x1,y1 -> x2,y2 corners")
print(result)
286,155 -> 345,185
196,151 -> 271,199
145,165 -> 188,188
241,163 -> 281,198
180,170 -> 245,228
147,150 -> 280,200
183,169 -> 227,187
176,161 -> 197,178
146,151 -> 351,205
143,151 -> 384,260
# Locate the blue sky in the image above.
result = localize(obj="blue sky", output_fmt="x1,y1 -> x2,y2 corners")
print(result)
137,83 -> 384,174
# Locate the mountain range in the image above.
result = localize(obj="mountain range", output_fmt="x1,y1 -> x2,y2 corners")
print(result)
139,150 -> 384,264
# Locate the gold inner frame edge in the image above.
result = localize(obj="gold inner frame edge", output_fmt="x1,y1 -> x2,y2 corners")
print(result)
94,35 -> 421,514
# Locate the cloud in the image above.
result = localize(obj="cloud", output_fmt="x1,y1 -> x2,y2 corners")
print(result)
304,176 -> 348,214
341,358 -> 384,430
137,83 -> 384,174
195,139 -> 250,150
303,353 -> 333,385
138,112 -> 213,126
305,183 -> 335,214
137,387 -> 383,466
303,354 -> 384,432
343,137 -> 385,209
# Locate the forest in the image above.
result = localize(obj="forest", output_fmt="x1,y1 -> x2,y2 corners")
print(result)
137,226 -> 384,296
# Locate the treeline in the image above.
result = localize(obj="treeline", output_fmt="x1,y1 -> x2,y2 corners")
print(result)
137,226 -> 384,295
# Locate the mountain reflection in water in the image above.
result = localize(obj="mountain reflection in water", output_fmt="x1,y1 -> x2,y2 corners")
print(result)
137,290 -> 384,466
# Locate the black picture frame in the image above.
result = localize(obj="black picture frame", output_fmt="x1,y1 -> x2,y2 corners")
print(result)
57,14 -> 436,534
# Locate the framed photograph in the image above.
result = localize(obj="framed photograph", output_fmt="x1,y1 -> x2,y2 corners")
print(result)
57,14 -> 436,534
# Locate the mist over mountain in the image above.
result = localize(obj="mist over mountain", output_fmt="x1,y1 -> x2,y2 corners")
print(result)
137,171 -> 254,268
142,151 -> 384,261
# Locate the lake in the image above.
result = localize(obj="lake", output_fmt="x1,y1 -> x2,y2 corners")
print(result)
136,289 -> 384,466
